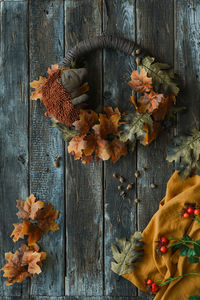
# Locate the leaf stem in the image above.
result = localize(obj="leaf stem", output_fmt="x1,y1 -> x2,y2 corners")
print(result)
155,273 -> 200,287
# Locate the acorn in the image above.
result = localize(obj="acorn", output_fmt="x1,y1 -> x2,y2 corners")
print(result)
120,191 -> 126,197
127,184 -> 133,190
136,48 -> 141,55
135,198 -> 140,203
135,171 -> 140,178
113,173 -> 117,178
142,167 -> 147,171
54,156 -> 61,168
151,183 -> 157,189
118,185 -> 123,191
119,176 -> 125,183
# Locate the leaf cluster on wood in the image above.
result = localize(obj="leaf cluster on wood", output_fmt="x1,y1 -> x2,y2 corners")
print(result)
1,194 -> 59,285
166,128 -> 200,179
111,231 -> 144,275
67,107 -> 128,164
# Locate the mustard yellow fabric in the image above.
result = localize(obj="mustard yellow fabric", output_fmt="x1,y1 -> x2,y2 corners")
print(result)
123,171 -> 200,299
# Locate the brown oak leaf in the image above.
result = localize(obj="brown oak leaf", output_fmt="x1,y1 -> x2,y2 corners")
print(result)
36,204 -> 59,234
11,221 -> 43,246
128,69 -> 152,93
73,110 -> 99,135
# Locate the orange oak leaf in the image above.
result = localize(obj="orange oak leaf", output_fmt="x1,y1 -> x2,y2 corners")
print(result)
141,122 -> 162,146
128,69 -> 152,93
16,194 -> 44,220
11,221 -> 43,246
47,63 -> 59,75
73,110 -> 99,135
109,138 -> 128,163
68,136 -> 87,159
1,244 -> 46,285
30,76 -> 47,100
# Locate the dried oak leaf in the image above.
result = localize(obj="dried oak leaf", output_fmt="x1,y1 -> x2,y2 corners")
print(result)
11,221 -> 43,246
16,194 -> 44,220
142,122 -> 162,146
1,244 -> 46,285
140,56 -> 179,95
52,119 -> 80,141
119,112 -> 153,145
166,128 -> 200,179
30,76 -> 47,100
73,110 -> 99,135
111,232 -> 144,275
128,69 -> 152,93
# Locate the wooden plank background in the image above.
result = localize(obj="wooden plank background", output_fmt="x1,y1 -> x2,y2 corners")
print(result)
0,0 -> 199,298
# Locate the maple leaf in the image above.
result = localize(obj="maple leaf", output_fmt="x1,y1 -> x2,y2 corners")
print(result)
16,194 -> 44,220
30,76 -> 47,100
73,110 -> 99,135
47,63 -> 59,75
120,112 -> 153,145
36,203 -> 59,234
109,138 -> 128,163
11,221 -> 43,246
140,56 -> 179,95
128,69 -> 152,93
111,232 -> 144,276
166,128 -> 200,179
1,244 -> 46,285
68,136 -> 87,159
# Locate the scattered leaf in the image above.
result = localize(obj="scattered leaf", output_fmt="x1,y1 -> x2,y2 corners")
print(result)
73,110 -> 99,135
1,244 -> 46,285
47,63 -> 59,75
166,128 -> 200,179
111,232 -> 144,275
52,119 -> 80,141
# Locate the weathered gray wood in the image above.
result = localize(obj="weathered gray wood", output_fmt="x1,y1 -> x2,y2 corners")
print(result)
136,0 -> 175,296
64,0 -> 103,296
103,0 -> 137,297
1,296 -> 153,300
0,1 -> 29,296
175,0 -> 200,133
29,0 -> 65,296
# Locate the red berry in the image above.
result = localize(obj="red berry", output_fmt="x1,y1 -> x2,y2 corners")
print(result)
151,283 -> 158,293
187,207 -> 194,214
183,212 -> 189,218
160,246 -> 167,253
146,279 -> 152,285
194,209 -> 200,215
160,237 -> 169,245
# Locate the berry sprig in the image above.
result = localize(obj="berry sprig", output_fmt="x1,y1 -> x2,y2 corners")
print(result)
156,236 -> 169,255
146,272 -> 200,294
181,204 -> 200,225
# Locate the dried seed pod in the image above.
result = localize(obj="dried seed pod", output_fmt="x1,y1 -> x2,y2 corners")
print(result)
135,171 -> 140,178
54,156 -> 61,168
119,176 -> 125,183
142,167 -> 147,171
151,183 -> 157,189
126,184 -> 133,190
136,57 -> 141,65
135,198 -> 140,203
118,185 -> 123,191
136,48 -> 141,55
113,173 -> 117,178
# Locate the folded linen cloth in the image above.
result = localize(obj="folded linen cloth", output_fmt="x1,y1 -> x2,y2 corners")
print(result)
123,171 -> 200,299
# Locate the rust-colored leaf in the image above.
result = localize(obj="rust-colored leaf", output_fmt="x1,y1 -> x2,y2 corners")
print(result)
16,194 -> 44,220
47,63 -> 59,75
128,69 -> 152,93
36,204 -> 59,234
11,221 -> 43,246
141,122 -> 162,146
73,110 -> 99,135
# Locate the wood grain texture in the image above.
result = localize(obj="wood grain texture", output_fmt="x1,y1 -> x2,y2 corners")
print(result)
136,0 -> 174,230
29,0 -> 65,296
175,0 -> 200,133
103,0 -> 137,297
1,297 -> 153,300
0,1 -> 29,296
64,0 -> 103,296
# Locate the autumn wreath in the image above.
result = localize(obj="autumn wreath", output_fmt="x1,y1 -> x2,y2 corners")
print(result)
30,35 -> 180,164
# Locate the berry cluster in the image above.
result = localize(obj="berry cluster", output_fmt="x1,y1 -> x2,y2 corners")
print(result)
146,279 -> 159,293
156,236 -> 169,255
181,204 -> 200,219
